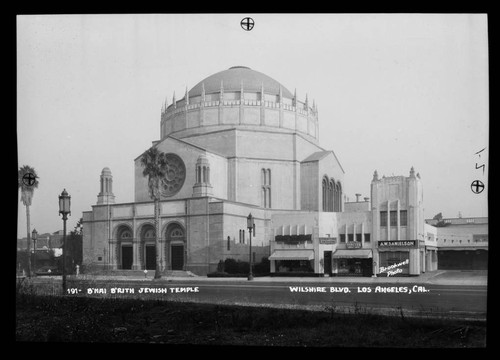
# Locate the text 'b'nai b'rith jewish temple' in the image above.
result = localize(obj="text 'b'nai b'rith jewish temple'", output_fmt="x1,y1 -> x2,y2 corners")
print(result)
83,66 -> 455,277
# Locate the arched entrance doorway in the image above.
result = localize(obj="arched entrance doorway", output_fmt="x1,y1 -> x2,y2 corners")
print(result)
140,224 -> 156,270
166,223 -> 186,270
117,226 -> 133,270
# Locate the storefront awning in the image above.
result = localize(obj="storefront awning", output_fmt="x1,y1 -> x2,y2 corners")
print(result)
332,249 -> 372,259
269,250 -> 314,261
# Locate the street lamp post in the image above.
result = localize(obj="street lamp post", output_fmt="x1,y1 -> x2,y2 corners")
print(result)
32,229 -> 38,275
247,213 -> 254,281
59,189 -> 71,294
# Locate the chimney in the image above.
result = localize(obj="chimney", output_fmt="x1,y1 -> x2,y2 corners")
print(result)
355,193 -> 361,202
364,197 -> 369,202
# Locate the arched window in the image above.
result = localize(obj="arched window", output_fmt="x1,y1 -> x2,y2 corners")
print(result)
333,183 -> 338,212
170,227 -> 184,238
143,228 -> 155,239
337,182 -> 342,211
328,180 -> 334,212
322,178 -> 328,212
261,168 -> 272,208
121,229 -> 132,239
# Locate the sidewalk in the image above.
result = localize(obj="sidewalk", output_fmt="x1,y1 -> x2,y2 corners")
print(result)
61,270 -> 487,286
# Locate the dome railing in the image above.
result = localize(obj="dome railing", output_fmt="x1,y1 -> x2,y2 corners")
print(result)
162,94 -> 317,118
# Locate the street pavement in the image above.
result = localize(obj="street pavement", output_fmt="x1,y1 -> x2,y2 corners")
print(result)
61,269 -> 488,286
20,270 -> 487,321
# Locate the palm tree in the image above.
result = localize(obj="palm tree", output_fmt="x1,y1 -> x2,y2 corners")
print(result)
140,147 -> 168,279
18,165 -> 39,277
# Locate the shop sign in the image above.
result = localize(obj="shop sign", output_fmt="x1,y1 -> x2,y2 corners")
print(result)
346,241 -> 362,249
319,237 -> 336,244
275,234 -> 312,244
378,240 -> 416,247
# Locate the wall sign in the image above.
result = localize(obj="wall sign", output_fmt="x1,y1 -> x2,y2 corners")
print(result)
346,241 -> 362,249
378,240 -> 416,247
275,234 -> 312,243
319,238 -> 337,244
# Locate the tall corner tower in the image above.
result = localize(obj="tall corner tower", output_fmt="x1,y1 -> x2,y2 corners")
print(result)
97,167 -> 116,205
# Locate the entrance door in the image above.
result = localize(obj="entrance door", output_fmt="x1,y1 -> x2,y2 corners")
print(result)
171,245 -> 184,270
122,245 -> 133,270
145,245 -> 156,270
323,251 -> 332,275
361,259 -> 373,277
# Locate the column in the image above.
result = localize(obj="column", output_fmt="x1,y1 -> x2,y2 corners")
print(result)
132,237 -> 140,270
109,239 -> 118,270
260,83 -> 265,125
361,222 -> 365,244
396,199 -> 400,240
387,200 -> 390,241
278,86 -> 283,128
239,82 -> 244,125
353,223 -> 356,243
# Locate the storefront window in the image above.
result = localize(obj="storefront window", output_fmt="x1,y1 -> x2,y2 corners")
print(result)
338,259 -> 363,275
379,251 -> 409,275
276,260 -> 313,273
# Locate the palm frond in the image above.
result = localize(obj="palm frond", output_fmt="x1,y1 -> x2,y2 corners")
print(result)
18,165 -> 39,206
140,147 -> 169,200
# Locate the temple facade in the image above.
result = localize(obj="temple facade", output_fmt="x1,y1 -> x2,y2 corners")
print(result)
82,66 -> 438,276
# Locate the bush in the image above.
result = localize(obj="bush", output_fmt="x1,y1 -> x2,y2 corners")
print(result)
222,257 -> 269,275
207,272 -> 248,278
253,257 -> 270,274
223,258 -> 249,274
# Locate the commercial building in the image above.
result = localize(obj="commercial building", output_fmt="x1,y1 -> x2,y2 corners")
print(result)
425,217 -> 488,270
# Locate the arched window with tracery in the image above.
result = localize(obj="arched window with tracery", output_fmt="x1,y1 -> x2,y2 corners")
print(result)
121,229 -> 132,239
261,168 -> 272,208
322,177 -> 328,212
328,180 -> 334,212
337,182 -> 342,212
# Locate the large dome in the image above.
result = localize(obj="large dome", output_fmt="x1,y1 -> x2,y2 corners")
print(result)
188,66 -> 294,99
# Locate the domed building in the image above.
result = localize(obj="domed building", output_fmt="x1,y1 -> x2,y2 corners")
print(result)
82,66 -> 438,277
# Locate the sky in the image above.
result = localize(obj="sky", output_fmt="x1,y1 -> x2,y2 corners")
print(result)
17,14 -> 489,237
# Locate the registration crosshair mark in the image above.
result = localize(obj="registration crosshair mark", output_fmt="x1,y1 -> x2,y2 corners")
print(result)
241,17 -> 254,31
471,180 -> 485,194
22,172 -> 37,187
